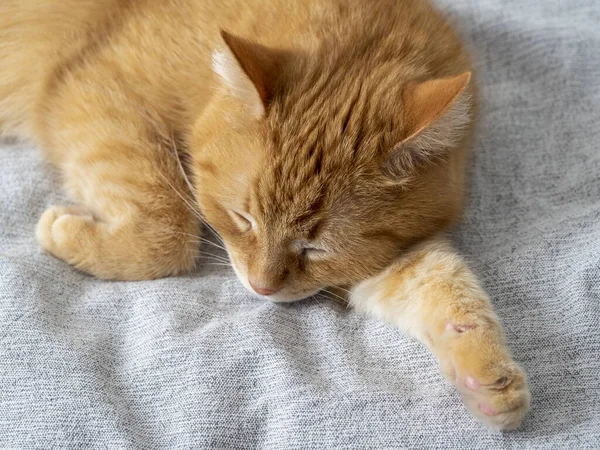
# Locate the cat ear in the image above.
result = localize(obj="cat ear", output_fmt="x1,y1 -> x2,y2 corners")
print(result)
212,30 -> 287,118
386,72 -> 472,178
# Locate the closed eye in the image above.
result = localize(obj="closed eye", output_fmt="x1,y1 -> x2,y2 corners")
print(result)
229,210 -> 256,232
302,247 -> 326,255
298,244 -> 328,258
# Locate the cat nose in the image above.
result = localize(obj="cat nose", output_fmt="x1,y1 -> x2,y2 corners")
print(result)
248,279 -> 280,296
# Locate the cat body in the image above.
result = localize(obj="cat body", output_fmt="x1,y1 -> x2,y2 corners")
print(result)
0,0 -> 530,428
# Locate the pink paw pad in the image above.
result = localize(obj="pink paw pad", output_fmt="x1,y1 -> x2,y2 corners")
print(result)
465,376 -> 480,390
479,403 -> 498,416
446,322 -> 477,334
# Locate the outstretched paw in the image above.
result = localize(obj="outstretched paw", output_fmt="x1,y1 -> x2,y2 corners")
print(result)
455,361 -> 530,430
441,322 -> 531,430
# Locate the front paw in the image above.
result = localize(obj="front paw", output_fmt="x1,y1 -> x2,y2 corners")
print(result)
36,205 -> 198,280
36,205 -> 95,263
454,359 -> 530,430
439,329 -> 531,430
437,322 -> 531,429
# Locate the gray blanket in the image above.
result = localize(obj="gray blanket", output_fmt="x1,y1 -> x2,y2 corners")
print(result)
1,0 -> 599,448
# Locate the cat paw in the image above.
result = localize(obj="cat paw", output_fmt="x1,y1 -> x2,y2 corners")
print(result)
456,362 -> 530,430
36,206 -> 95,265
443,335 -> 531,430
36,205 -> 198,280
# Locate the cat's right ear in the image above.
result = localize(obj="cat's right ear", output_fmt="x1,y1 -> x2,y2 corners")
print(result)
212,30 -> 288,119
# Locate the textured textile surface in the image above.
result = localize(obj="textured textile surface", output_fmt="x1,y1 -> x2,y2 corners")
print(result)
1,0 -> 599,448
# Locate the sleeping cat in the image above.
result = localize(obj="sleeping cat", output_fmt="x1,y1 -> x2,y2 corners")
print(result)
0,0 -> 530,429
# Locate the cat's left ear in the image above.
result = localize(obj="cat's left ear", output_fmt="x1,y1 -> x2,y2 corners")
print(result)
386,72 -> 472,178
212,30 -> 289,118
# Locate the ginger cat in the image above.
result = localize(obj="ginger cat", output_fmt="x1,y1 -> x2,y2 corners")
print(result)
0,0 -> 530,428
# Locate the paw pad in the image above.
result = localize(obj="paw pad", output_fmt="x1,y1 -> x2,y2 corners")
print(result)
446,322 -> 477,334
478,403 -> 497,416
465,376 -> 480,390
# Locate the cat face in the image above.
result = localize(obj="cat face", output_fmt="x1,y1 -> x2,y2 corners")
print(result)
190,32 -> 472,302
193,104 -> 405,302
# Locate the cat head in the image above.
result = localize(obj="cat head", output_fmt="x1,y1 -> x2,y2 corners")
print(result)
190,31 -> 473,302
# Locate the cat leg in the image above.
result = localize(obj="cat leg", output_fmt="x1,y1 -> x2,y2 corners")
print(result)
31,68 -> 204,280
35,136 -> 201,281
350,236 -> 530,429
36,200 -> 199,280
35,150 -> 201,281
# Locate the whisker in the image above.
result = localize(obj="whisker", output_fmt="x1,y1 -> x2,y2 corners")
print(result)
201,220 -> 225,245
198,259 -> 230,266
162,134 -> 228,248
158,172 -> 227,250
320,288 -> 348,304
200,250 -> 229,258
170,131 -> 197,200
197,253 -> 230,261
334,286 -> 352,295
168,134 -> 227,246
314,294 -> 329,306
174,231 -> 227,251
203,226 -> 225,246
157,170 -> 204,222
197,256 -> 230,263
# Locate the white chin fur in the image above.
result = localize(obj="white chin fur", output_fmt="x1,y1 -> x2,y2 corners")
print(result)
267,289 -> 320,303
